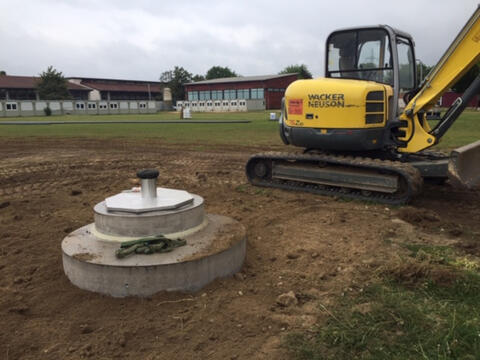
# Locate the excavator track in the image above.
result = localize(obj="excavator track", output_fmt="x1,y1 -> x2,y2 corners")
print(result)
246,152 -> 423,205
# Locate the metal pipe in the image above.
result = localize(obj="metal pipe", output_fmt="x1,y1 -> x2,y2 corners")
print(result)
136,169 -> 159,201
141,178 -> 157,199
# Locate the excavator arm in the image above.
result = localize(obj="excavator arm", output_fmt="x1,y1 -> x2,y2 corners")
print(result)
399,6 -> 480,153
398,6 -> 480,189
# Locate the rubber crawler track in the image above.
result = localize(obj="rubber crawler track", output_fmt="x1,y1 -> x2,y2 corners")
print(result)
246,152 -> 423,205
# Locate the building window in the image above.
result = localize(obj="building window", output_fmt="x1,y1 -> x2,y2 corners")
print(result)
75,103 -> 85,109
223,89 -> 236,100
211,90 -> 223,100
87,103 -> 96,109
237,89 -> 250,99
199,91 -> 210,100
251,88 -> 264,99
188,91 -> 199,101
139,103 -> 147,108
99,103 -> 107,109
110,103 -> 118,109
6,102 -> 17,110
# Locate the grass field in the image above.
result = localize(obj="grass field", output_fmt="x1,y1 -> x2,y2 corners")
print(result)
1,110 -> 479,148
0,111 -> 282,146
287,243 -> 480,359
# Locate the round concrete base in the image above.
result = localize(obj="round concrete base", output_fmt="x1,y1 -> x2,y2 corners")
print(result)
62,214 -> 246,297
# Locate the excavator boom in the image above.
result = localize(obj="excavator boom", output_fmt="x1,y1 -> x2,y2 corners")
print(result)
399,6 -> 480,156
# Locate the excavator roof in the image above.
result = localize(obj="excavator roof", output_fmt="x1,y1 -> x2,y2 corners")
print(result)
328,24 -> 414,44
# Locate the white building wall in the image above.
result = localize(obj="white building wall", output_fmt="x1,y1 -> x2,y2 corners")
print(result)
213,101 -> 222,112
0,100 -> 166,117
221,100 -> 229,112
205,101 -> 213,112
21,102 -> 33,111
88,89 -> 101,101
237,100 -> 247,112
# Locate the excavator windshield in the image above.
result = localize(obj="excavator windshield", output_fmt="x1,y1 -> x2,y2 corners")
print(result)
327,28 -> 396,86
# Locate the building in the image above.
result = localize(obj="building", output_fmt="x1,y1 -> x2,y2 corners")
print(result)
68,77 -> 164,101
440,91 -> 479,108
0,75 -> 91,100
0,74 -> 166,102
183,73 -> 298,111
0,74 -> 171,117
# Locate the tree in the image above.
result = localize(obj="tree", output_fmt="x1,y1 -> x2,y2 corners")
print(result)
36,66 -> 71,100
160,66 -> 193,101
451,63 -> 480,93
0,70 -> 6,76
205,66 -> 237,80
192,74 -> 205,82
160,70 -> 173,83
279,64 -> 313,79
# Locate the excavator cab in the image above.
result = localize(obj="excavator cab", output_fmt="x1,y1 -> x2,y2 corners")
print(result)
326,26 -> 416,117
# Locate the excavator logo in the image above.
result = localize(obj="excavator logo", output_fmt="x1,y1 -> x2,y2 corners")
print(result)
307,93 -> 345,108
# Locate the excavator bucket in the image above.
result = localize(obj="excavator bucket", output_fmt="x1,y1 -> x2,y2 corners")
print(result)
448,140 -> 480,189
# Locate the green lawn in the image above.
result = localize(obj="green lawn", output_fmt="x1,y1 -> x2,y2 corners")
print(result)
0,111 -> 283,146
0,110 -> 479,149
287,243 -> 480,359
429,110 -> 480,149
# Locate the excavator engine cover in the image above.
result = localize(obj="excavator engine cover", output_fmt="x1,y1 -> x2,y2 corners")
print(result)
282,78 -> 392,151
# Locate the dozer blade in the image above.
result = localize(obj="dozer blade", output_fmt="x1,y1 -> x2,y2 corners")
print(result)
448,140 -> 480,189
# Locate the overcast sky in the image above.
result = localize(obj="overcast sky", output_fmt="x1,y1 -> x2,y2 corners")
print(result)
0,0 -> 477,81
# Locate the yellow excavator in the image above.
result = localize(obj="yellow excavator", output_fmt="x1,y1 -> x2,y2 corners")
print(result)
246,6 -> 480,204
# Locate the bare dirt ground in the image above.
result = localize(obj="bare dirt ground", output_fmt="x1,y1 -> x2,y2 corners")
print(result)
1,138 -> 479,360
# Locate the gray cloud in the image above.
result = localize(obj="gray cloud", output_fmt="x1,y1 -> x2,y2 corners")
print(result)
0,0 -> 477,80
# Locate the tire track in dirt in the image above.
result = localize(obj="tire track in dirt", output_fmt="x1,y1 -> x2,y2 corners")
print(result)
0,151 -> 249,198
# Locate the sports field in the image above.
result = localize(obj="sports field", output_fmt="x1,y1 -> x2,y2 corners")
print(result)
1,110 -> 479,148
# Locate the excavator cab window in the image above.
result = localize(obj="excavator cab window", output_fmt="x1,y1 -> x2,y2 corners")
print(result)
327,28 -> 393,85
397,37 -> 415,90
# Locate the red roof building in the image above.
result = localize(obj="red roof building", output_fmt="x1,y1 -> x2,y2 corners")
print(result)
69,77 -> 164,101
0,74 -> 165,101
184,73 -> 299,109
0,75 -> 90,100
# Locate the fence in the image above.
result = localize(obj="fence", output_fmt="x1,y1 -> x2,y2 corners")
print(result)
0,100 -> 167,117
